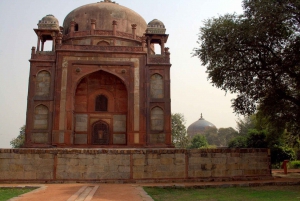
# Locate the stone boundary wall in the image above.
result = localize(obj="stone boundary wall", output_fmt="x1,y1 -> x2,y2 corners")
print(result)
0,148 -> 272,183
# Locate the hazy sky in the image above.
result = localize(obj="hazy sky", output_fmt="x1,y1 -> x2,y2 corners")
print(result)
0,0 -> 244,148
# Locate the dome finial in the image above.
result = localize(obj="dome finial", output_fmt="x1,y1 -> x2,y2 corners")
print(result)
199,113 -> 204,120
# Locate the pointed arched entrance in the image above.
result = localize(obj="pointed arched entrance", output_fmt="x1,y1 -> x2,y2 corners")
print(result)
92,120 -> 109,144
74,70 -> 128,146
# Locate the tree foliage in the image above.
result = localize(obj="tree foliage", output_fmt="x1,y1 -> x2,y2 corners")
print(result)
228,136 -> 247,148
171,113 -> 189,148
203,127 -> 238,147
228,115 -> 296,165
236,116 -> 255,136
246,129 -> 268,148
271,145 -> 295,166
193,0 -> 300,137
202,127 -> 219,146
10,125 -> 25,148
218,127 -> 239,146
188,134 -> 208,149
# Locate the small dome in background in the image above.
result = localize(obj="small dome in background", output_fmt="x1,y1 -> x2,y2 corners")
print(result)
146,19 -> 166,34
38,14 -> 59,30
187,114 -> 216,138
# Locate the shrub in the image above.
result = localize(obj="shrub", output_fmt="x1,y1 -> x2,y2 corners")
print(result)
246,129 -> 268,148
271,145 -> 295,166
188,135 -> 208,149
288,161 -> 300,169
228,136 -> 247,148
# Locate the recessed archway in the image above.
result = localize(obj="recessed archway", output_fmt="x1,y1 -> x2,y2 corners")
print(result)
74,70 -> 128,145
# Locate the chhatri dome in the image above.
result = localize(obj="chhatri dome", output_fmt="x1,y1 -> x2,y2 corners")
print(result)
38,14 -> 59,30
187,114 -> 216,138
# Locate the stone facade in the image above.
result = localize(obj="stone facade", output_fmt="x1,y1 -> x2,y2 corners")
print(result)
25,1 -> 172,148
0,148 -> 272,182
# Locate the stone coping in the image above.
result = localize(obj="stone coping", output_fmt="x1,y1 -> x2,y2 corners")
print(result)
0,148 -> 269,154
0,176 -> 275,184
141,179 -> 300,188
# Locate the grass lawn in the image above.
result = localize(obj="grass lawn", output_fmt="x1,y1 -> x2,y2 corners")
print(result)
0,187 -> 37,201
144,185 -> 300,201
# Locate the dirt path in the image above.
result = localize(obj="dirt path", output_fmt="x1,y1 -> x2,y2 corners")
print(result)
8,183 -> 152,201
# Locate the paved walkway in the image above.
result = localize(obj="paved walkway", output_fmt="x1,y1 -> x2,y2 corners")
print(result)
6,183 -> 152,201
3,170 -> 300,201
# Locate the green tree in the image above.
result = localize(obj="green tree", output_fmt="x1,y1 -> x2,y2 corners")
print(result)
203,127 -> 219,146
202,127 -> 238,147
171,113 -> 189,148
228,136 -> 247,148
218,127 -> 239,146
246,129 -> 268,148
188,134 -> 208,149
193,0 -> 300,138
228,114 -> 296,164
271,145 -> 295,167
236,116 -> 255,137
10,125 -> 25,148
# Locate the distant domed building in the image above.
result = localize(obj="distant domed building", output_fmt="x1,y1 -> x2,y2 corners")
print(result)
187,114 -> 216,138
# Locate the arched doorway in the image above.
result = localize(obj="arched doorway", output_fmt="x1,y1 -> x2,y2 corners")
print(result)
74,70 -> 128,145
92,121 -> 109,144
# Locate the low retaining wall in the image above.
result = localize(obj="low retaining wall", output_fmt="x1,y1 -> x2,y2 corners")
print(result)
0,148 -> 272,183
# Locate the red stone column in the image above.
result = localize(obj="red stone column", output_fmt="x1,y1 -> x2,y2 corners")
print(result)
37,32 -> 41,51
70,20 -> 76,37
112,20 -> 117,36
41,39 -> 45,51
31,46 -> 36,56
147,36 -> 151,55
56,32 -> 62,46
91,19 -> 96,35
141,35 -> 147,52
160,37 -> 165,55
131,24 -> 137,39
51,32 -> 56,51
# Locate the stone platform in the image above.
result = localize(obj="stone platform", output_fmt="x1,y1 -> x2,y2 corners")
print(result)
0,148 -> 272,183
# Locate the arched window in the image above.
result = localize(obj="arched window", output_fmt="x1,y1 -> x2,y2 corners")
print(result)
150,73 -> 164,99
95,95 -> 108,111
36,71 -> 51,97
150,107 -> 164,131
75,23 -> 79,31
33,105 -> 49,129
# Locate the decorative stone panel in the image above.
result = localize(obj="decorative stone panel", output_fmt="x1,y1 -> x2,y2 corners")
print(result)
150,74 -> 164,99
150,107 -> 164,131
74,134 -> 87,144
35,71 -> 51,97
113,115 -> 126,132
33,105 -> 48,129
113,134 -> 126,144
149,133 -> 165,144
31,133 -> 48,143
75,114 -> 88,132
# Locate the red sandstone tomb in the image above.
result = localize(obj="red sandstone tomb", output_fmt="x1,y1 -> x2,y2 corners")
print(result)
25,1 -> 172,148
